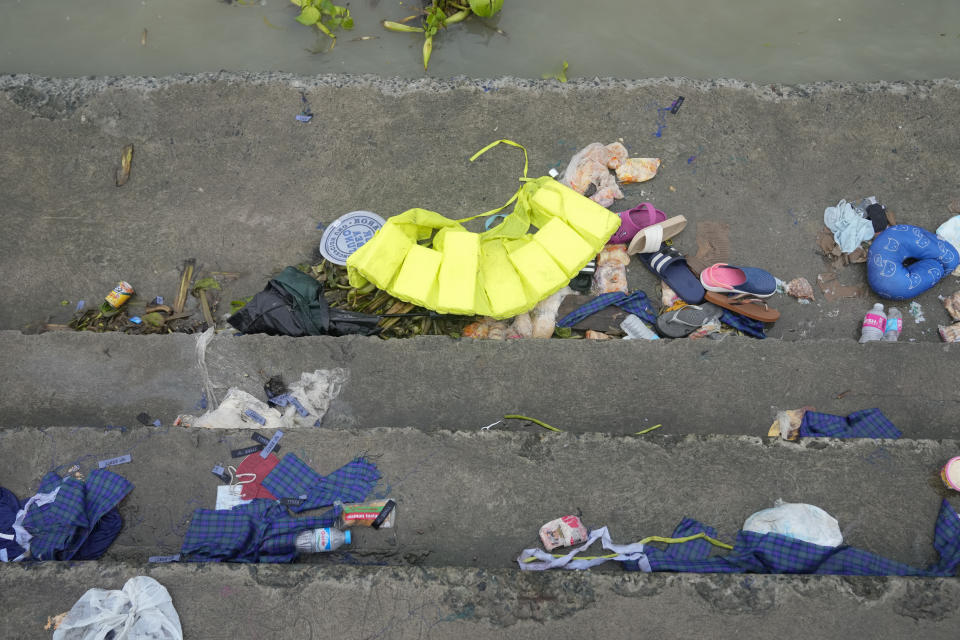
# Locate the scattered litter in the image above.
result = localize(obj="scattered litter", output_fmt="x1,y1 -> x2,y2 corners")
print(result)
140,28 -> 147,47
180,455 -> 378,562
540,515 -> 589,551
743,500 -> 843,547
480,420 -> 502,431
75,300 -> 85,312
835,389 -> 851,399
195,327 -> 218,410
518,500 -> 960,576
129,316 -> 142,325
319,211 -> 385,266
52,576 -> 182,640
669,96 -> 685,114
115,144 -> 134,187
817,227 -> 867,269
908,301 -> 925,323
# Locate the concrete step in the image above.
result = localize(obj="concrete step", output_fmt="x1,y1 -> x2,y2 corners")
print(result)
1,562 -> 958,640
1,426 -> 957,570
2,331 -> 958,438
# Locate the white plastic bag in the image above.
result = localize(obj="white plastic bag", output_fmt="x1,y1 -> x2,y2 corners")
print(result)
743,499 -> 843,547
53,576 -> 183,640
182,368 -> 347,429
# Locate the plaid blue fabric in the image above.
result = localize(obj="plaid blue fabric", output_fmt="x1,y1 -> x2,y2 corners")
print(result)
180,499 -> 339,563
261,454 -> 380,513
21,470 -> 132,561
719,310 -> 766,339
799,408 -> 901,439
556,291 -> 657,328
625,500 -> 960,576
181,456 -> 380,563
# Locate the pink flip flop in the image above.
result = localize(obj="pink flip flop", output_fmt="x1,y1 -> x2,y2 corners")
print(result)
607,202 -> 666,245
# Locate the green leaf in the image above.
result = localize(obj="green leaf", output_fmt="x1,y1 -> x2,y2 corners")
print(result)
469,0 -> 504,18
541,60 -> 568,83
295,6 -> 321,25
230,297 -> 253,314
192,277 -> 221,293
342,16 -> 354,29
319,0 -> 334,13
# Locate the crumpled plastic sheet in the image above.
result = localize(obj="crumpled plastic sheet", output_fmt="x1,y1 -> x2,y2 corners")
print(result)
53,576 -> 182,640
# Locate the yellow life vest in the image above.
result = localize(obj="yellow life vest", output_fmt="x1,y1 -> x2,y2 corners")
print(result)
346,140 -> 620,319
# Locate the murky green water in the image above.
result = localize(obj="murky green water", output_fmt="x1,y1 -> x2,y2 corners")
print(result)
2,0 -> 959,81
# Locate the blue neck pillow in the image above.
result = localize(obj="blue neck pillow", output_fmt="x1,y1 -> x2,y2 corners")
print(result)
867,225 -> 958,300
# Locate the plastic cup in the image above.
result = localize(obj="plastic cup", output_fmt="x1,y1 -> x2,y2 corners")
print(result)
940,457 -> 960,491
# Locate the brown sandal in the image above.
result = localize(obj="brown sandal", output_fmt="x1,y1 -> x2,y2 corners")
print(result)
705,291 -> 780,322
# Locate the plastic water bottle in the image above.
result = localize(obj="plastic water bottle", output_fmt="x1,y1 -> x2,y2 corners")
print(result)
883,307 -> 902,342
859,303 -> 886,343
621,314 -> 660,340
294,527 -> 351,553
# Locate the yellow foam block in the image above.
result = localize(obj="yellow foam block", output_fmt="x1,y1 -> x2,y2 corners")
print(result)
507,239 -> 567,300
531,181 -> 619,246
347,222 -> 416,289
479,241 -> 528,318
392,243 -> 442,306
534,218 -> 596,278
437,231 -> 480,314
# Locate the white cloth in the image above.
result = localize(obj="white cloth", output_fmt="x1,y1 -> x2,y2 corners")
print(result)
517,526 -> 651,571
824,199 -> 875,253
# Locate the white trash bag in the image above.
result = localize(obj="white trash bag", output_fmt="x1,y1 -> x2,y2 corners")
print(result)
53,576 -> 182,640
743,499 -> 843,548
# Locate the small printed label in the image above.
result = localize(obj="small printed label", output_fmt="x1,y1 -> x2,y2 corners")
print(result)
371,500 -> 396,530
316,528 -> 331,551
251,432 -> 281,453
885,317 -> 902,332
278,497 -> 306,507
148,554 -> 180,563
862,313 -> 885,330
295,114 -> 313,122
231,445 -> 263,458
670,96 -> 685,114
211,465 -> 231,482
260,430 -> 284,458
243,409 -> 267,425
98,454 -> 131,468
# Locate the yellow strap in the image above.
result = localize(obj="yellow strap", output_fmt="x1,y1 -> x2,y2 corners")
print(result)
520,532 -> 733,563
503,414 -> 561,432
456,139 -> 530,223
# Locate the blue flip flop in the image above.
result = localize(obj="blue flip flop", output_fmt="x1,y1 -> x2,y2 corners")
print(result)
637,244 -> 706,304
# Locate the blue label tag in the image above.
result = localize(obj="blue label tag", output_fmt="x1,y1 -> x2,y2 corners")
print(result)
260,430 -> 284,459
244,409 -> 267,425
148,554 -> 180,563
98,454 -> 132,468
